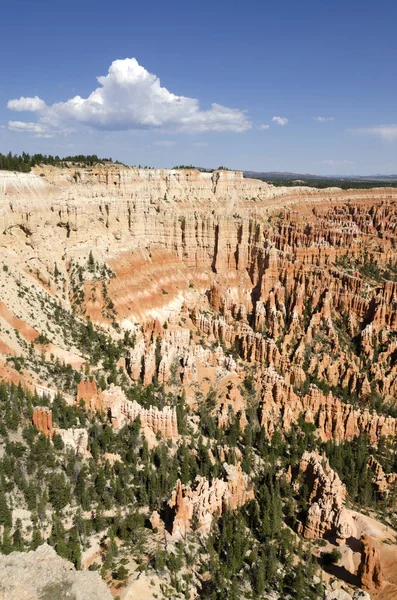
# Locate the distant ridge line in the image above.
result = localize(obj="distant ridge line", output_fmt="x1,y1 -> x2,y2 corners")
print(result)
243,170 -> 397,182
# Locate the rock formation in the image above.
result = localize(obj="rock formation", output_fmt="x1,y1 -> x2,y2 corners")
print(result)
102,452 -> 122,465
77,382 -> 178,439
0,543 -> 112,600
77,378 -> 100,411
358,534 -> 383,591
32,406 -> 89,454
56,427 -> 89,455
2,164 -> 397,599
2,166 -> 397,432
168,463 -> 254,538
150,510 -> 165,533
260,369 -> 397,446
352,593 -> 371,600
32,406 -> 53,438
324,592 -> 371,600
367,455 -> 397,497
296,451 -> 354,540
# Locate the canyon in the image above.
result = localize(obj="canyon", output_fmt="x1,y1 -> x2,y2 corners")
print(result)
1,164 -> 397,598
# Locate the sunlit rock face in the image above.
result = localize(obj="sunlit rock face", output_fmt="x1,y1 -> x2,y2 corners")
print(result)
359,534 -> 384,591
168,462 -> 254,538
295,451 -> 348,540
32,406 -> 53,438
2,165 -> 397,448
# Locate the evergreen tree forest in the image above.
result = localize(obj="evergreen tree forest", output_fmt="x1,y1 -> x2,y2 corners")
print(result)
0,152 -> 117,172
1,374 -> 396,598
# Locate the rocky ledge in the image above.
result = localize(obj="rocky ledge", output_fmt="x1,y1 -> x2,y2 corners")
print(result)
0,544 -> 112,600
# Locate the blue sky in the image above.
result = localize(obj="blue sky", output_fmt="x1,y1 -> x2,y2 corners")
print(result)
0,0 -> 396,174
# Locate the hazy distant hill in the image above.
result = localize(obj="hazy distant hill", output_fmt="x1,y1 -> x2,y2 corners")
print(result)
243,170 -> 397,189
244,170 -> 397,181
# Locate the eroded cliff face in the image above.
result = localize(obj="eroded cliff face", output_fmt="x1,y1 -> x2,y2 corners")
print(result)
260,368 -> 397,446
77,380 -> 178,441
2,165 -> 397,598
295,451 -> 349,540
32,406 -> 89,454
294,452 -> 391,596
32,406 -> 53,438
168,462 -> 254,538
2,165 -> 397,449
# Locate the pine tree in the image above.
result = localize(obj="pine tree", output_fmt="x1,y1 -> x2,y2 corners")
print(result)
88,251 -> 95,273
94,467 -> 106,500
289,562 -> 307,600
49,519 -> 68,559
2,527 -> 13,555
67,529 -> 82,569
109,529 -> 118,557
48,474 -> 71,511
30,528 -> 43,550
0,493 -> 12,528
12,519 -> 24,551
75,467 -> 87,505
253,553 -> 267,596
93,505 -> 103,533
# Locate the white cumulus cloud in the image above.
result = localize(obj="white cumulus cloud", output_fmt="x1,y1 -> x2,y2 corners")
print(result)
7,96 -> 47,112
7,58 -> 251,136
350,124 -> 397,141
313,116 -> 335,122
258,124 -> 270,130
272,116 -> 289,126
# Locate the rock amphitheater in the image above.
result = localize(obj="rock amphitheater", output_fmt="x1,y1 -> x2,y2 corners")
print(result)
1,165 -> 397,598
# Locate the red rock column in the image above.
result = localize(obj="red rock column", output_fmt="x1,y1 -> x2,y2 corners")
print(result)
32,406 -> 54,438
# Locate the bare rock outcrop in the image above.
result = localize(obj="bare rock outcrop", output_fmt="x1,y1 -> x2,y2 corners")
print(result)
168,463 -> 254,538
124,400 -> 178,439
323,591 -> 354,600
324,592 -> 372,600
55,427 -> 90,456
77,378 -> 100,411
260,368 -> 397,446
101,385 -> 178,438
0,543 -> 112,600
32,406 -> 89,454
150,510 -> 165,533
358,534 -> 383,591
77,383 -> 178,439
296,451 -> 354,540
352,592 -> 371,600
367,455 -> 397,496
32,406 -> 53,438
